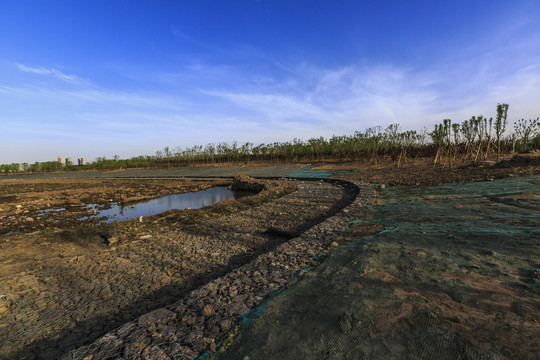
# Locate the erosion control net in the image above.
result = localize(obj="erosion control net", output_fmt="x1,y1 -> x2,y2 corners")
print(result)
217,176 -> 540,360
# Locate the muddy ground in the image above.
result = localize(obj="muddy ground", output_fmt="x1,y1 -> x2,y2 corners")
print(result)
0,176 -> 357,359
1,153 -> 539,360
0,179 -> 228,236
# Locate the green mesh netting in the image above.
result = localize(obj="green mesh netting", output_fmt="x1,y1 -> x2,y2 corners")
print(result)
216,176 -> 540,360
289,168 -> 358,178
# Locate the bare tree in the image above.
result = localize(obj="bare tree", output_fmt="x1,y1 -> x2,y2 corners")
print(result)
494,103 -> 508,163
514,118 -> 540,152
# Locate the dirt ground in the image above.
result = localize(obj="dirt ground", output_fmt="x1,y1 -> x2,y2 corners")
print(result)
217,158 -> 540,360
322,152 -> 540,186
1,153 -> 539,360
218,185 -> 539,360
0,177 -> 357,359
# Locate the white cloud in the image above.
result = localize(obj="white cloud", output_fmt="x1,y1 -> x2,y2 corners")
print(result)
200,64 -> 439,132
170,27 -> 197,43
3,38 -> 540,164
14,63 -> 90,85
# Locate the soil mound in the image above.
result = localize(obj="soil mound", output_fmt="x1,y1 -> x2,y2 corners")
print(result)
229,174 -> 265,193
496,152 -> 540,168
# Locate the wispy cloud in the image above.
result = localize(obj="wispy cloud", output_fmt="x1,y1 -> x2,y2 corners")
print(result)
3,28 -> 540,164
14,63 -> 90,85
201,64 -> 438,132
170,27 -> 194,42
199,55 -> 540,138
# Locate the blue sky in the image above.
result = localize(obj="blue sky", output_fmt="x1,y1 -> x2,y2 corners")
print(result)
1,0 -> 539,164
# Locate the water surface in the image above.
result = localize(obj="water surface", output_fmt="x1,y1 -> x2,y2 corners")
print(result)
87,186 -> 245,223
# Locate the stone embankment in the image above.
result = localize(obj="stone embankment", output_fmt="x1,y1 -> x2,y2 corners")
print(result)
63,180 -> 375,360
1,177 -> 361,359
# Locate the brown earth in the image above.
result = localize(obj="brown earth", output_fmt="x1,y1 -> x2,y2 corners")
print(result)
0,179 -> 229,236
215,157 -> 540,360
322,152 -> 540,185
0,153 -> 539,360
0,176 -> 358,359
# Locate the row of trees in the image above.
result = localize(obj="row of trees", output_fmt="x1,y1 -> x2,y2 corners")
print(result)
2,104 -> 539,174
90,128 -> 436,170
430,104 -> 539,168
0,161 -> 65,174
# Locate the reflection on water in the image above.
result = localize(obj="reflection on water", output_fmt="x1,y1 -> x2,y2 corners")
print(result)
87,187 -> 244,223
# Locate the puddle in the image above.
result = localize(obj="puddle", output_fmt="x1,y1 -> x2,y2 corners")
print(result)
39,208 -> 66,214
82,187 -> 248,223
36,187 -> 248,224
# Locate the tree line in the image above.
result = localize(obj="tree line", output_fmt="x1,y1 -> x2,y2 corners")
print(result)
2,104 -> 539,174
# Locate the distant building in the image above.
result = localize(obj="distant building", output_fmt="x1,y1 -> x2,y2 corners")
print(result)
65,157 -> 72,166
78,157 -> 86,166
58,157 -> 64,165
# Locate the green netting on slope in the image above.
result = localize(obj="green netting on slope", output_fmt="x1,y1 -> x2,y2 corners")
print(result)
288,168 -> 358,178
216,176 -> 540,360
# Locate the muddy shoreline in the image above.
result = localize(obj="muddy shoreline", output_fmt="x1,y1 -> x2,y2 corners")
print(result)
1,176 -> 362,359
0,179 -> 229,236
61,179 -> 374,360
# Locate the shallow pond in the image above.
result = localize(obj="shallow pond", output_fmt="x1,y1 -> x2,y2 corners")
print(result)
85,186 -> 246,223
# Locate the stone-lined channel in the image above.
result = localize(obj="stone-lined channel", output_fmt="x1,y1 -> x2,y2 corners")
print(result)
2,178 -> 364,360
61,180 -> 372,360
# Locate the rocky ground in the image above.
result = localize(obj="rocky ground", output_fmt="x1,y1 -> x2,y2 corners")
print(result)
1,153 -> 539,360
217,175 -> 540,360
63,180 -> 373,360
0,176 -> 358,359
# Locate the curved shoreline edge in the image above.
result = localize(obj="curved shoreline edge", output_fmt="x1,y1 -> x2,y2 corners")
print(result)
61,179 -> 376,360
